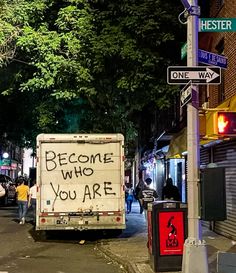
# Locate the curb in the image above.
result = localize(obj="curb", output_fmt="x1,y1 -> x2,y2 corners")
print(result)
97,242 -> 139,273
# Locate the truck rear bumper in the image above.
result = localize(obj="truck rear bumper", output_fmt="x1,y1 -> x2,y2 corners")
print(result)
36,212 -> 126,231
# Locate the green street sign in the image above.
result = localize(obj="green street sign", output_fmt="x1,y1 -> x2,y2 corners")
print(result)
181,42 -> 187,60
0,159 -> 11,166
200,18 -> 236,32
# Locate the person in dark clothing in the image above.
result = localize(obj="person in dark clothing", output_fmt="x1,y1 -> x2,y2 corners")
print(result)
134,179 -> 145,214
162,178 -> 181,201
138,178 -> 158,220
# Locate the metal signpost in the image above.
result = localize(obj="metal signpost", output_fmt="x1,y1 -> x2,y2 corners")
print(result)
180,1 -> 209,272
176,4 -> 233,273
167,66 -> 221,85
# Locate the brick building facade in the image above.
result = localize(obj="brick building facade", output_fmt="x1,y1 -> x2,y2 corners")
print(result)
199,0 -> 236,108
198,0 -> 236,239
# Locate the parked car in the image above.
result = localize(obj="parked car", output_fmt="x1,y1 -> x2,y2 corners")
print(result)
0,174 -> 16,205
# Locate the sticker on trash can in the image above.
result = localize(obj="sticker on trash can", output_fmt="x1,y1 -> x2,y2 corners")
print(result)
158,211 -> 184,256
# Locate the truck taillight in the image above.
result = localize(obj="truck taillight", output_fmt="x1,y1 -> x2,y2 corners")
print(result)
116,217 -> 121,222
41,218 -> 46,223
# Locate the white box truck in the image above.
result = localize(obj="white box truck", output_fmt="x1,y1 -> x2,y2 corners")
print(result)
36,133 -> 125,232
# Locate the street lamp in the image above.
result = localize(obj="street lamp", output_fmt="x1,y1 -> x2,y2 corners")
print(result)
2,152 -> 9,159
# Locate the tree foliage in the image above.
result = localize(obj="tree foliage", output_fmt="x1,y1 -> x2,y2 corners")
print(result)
0,0 -> 185,151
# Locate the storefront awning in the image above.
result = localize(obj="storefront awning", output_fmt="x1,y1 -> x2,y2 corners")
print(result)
166,127 -> 187,158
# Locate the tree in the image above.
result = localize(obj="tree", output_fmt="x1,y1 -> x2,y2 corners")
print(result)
0,0 -> 185,153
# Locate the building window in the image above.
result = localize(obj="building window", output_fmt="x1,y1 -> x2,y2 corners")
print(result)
215,38 -> 224,55
216,0 -> 224,12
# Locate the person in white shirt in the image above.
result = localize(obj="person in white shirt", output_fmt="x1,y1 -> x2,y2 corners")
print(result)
28,180 -> 37,224
0,184 -> 6,202
138,178 -> 158,221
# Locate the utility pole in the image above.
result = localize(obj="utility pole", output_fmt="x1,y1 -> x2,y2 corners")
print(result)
180,0 -> 209,272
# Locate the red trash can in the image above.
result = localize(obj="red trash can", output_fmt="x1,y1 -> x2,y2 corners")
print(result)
147,201 -> 188,272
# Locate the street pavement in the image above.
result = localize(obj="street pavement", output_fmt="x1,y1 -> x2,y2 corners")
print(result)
98,201 -> 236,273
0,206 -> 126,273
1,202 -> 236,273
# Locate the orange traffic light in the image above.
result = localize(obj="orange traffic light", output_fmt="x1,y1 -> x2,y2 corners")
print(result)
218,113 -> 229,133
217,112 -> 236,135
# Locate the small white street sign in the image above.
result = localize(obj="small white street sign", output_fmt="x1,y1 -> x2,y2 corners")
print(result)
180,82 -> 192,107
167,66 -> 221,85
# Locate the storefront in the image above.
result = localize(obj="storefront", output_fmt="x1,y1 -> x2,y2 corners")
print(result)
165,127 -> 187,203
198,94 -> 236,239
200,139 -> 236,239
140,150 -> 166,198
0,159 -> 20,179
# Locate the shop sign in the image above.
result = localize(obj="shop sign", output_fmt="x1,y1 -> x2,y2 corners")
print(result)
158,211 -> 185,256
11,162 -> 17,170
1,165 -> 11,170
0,159 -> 11,166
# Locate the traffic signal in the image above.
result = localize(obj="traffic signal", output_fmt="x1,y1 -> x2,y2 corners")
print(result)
217,111 -> 236,135
200,111 -> 236,139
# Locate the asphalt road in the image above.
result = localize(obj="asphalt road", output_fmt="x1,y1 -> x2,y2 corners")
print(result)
0,205 -> 126,273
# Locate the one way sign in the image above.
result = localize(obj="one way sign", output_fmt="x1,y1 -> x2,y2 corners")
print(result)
180,82 -> 192,107
167,66 -> 221,85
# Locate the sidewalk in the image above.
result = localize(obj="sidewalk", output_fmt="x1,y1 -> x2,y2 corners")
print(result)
97,202 -> 236,273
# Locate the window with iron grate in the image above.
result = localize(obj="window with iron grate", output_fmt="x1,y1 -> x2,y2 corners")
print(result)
215,38 -> 225,104
216,0 -> 224,11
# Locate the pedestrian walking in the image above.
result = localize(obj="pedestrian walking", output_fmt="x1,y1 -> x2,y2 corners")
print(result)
28,179 -> 37,224
125,184 -> 134,214
162,177 -> 181,201
134,179 -> 145,214
138,178 -> 158,220
16,177 -> 29,224
0,183 -> 6,198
